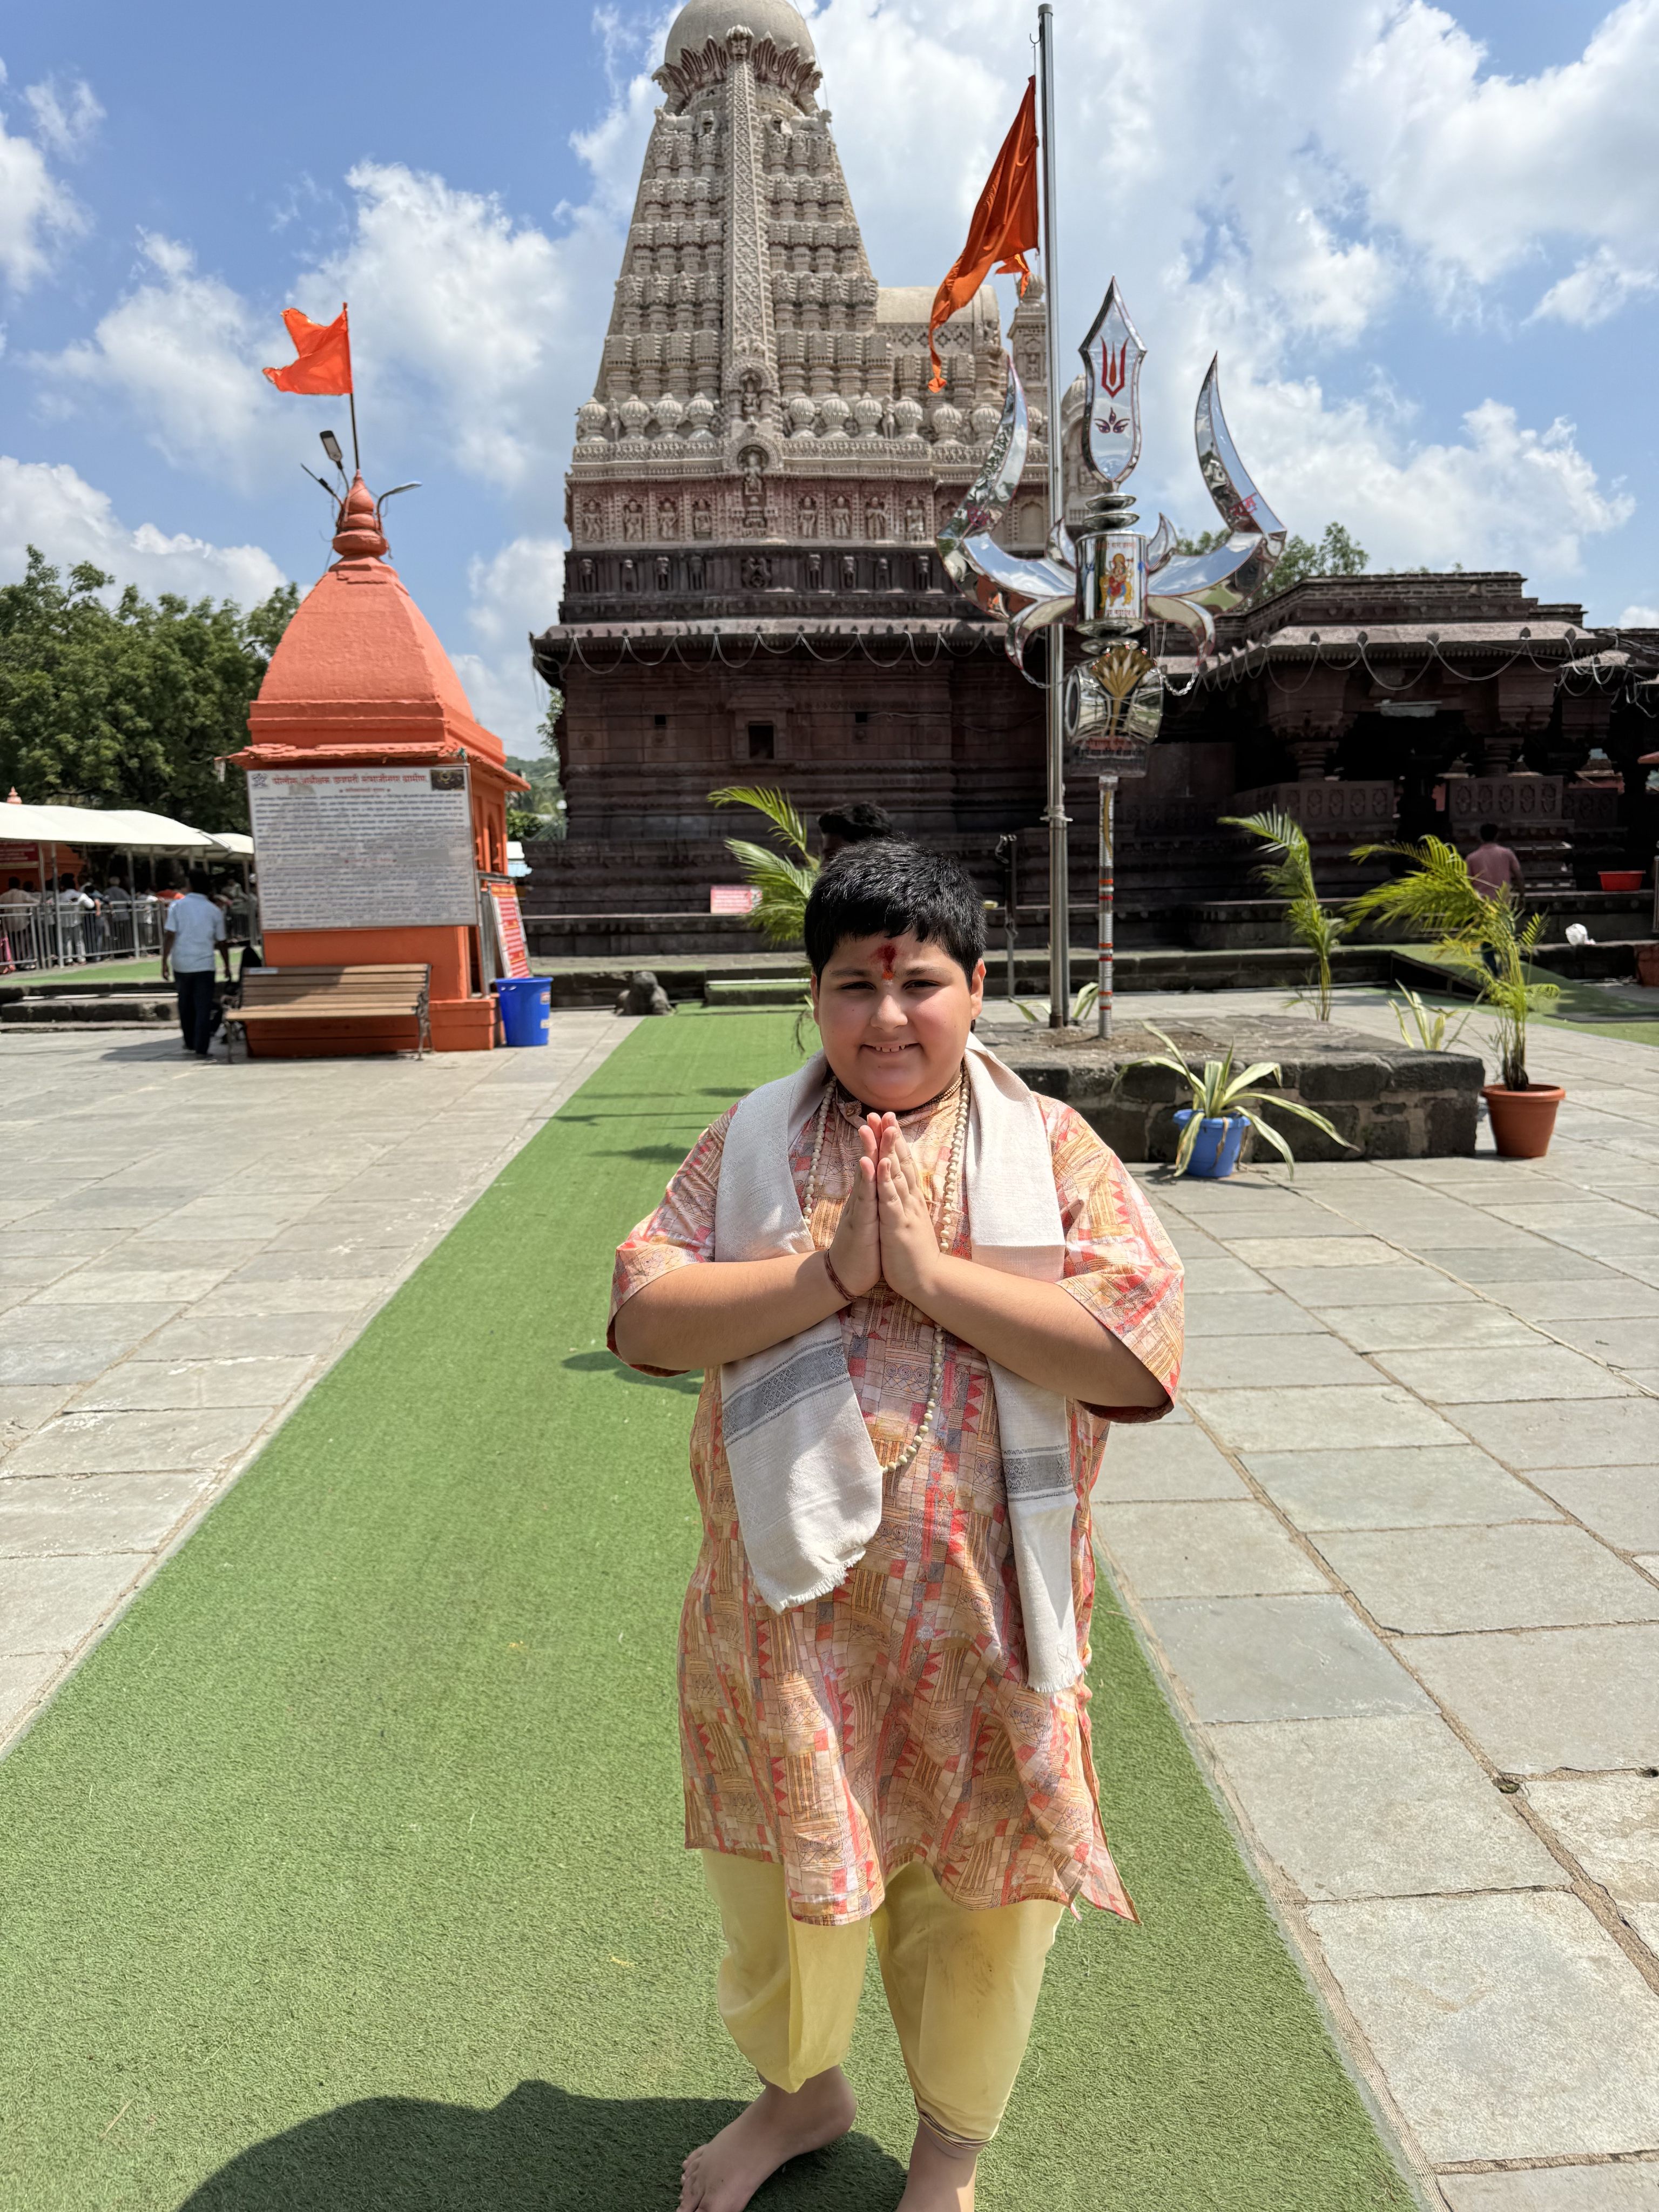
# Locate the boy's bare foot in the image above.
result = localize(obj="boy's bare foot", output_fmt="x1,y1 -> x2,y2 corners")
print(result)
896,2121 -> 978,2211
678,2068 -> 857,2211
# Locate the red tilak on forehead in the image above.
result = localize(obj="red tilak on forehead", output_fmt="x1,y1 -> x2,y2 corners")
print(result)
877,942 -> 898,979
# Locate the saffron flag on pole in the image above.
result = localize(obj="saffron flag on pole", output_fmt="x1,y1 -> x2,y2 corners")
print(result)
926,79 -> 1040,392
262,305 -> 353,395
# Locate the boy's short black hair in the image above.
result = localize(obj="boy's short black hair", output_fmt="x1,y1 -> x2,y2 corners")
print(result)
804,840 -> 986,980
1478,822 -> 1499,842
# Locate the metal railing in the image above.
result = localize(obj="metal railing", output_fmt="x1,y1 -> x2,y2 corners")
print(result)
0,895 -> 168,976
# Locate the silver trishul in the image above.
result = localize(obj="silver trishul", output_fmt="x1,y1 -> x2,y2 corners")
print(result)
1079,280 -> 1145,489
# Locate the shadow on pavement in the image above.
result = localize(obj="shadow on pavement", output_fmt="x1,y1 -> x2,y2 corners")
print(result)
177,2080 -> 907,2210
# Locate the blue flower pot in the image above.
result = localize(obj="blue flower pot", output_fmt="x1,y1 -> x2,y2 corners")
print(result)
1174,1110 -> 1247,1179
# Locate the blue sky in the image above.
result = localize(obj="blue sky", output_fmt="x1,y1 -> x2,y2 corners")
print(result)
2,0 -> 1655,748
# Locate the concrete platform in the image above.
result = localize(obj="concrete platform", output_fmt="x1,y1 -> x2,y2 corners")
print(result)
1003,1015 -> 1485,1160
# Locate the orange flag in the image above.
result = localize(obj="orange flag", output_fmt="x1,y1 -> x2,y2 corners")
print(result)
927,79 -> 1040,392
262,305 -> 353,395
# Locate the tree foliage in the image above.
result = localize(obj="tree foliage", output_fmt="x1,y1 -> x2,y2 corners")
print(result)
0,548 -> 298,831
503,691 -> 568,840
1176,520 -> 1370,609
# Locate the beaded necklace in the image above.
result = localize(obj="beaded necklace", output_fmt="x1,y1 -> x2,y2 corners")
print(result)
804,1067 -> 972,1477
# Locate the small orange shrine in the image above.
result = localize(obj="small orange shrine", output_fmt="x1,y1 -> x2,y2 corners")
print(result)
230,478 -> 526,1054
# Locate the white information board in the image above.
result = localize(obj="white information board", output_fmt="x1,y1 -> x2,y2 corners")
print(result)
248,765 -> 477,930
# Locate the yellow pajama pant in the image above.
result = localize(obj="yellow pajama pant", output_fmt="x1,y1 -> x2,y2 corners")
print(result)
703,1850 -> 1064,2147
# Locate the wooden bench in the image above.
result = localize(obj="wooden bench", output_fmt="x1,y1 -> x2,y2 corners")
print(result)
226,964 -> 432,1060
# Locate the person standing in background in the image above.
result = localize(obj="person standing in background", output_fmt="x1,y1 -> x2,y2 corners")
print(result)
1466,822 -> 1524,901
161,868 -> 232,1058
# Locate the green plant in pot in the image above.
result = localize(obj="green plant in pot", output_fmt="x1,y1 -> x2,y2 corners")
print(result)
1349,837 -> 1563,1157
1218,807 -> 1348,1020
1124,1027 -> 1354,1177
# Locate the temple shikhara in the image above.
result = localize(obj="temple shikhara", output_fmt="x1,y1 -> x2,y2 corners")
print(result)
528,0 -> 1659,957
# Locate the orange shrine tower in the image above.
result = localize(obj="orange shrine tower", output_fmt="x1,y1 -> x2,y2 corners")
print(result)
231,478 -> 526,1053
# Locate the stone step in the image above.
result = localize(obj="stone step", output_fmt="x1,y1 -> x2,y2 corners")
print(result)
0,995 -> 173,1025
704,976 -> 812,1007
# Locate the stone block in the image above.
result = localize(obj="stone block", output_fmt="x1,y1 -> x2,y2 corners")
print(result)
0,1470 -> 208,1558
0,1553 -> 141,1655
1525,1773 -> 1659,1920
1092,1424 -> 1247,1502
1244,1445 -> 1557,1530
1141,1594 -> 1431,1723
1098,1501 -> 1328,1600
1208,1714 -> 1567,1900
1376,1345 -> 1636,1403
1442,2171 -> 1659,2211
1313,1524 -> 1659,1633
1176,1334 -> 1379,1388
1402,1625 -> 1659,1772
1309,1891 -> 1659,2164
1185,1385 -> 1465,1454
1447,1398 -> 1659,1471
1528,1468 -> 1659,1554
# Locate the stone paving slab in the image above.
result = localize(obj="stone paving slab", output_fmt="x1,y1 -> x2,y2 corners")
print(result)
0,1013 -> 633,1746
1315,1523 -> 1659,1633
1207,1714 -> 1568,1900
1442,2170 -> 1659,2210
1308,1891 -> 1659,2163
1400,1626 -> 1659,1773
1526,1468 -> 1659,1553
1244,1446 -> 1557,1530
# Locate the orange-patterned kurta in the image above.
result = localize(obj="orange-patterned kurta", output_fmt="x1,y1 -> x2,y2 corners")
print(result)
609,1078 -> 1184,1929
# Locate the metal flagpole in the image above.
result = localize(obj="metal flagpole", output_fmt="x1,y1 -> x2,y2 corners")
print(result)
1097,773 -> 1116,1037
1036,2 -> 1069,1028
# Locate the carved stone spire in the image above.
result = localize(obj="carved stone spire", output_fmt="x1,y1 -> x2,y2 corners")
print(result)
558,0 -> 1048,612
719,26 -> 776,426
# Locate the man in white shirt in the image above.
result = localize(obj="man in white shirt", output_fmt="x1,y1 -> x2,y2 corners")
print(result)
161,868 -> 231,1058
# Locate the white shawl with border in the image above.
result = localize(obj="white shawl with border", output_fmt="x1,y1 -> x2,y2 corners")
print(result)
712,1035 -> 1082,1695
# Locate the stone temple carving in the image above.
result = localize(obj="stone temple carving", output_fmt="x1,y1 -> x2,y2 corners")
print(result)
555,0 -> 1051,617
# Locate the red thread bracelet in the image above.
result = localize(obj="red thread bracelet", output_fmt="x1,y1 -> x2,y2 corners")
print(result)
821,1251 -> 857,1307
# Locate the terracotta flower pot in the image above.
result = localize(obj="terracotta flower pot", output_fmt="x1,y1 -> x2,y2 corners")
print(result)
1637,943 -> 1659,989
1483,1082 -> 1564,1159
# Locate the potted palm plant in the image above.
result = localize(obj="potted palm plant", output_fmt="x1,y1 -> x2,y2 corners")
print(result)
1124,1027 -> 1353,1177
709,785 -> 819,945
1350,837 -> 1563,1157
1219,807 -> 1348,1019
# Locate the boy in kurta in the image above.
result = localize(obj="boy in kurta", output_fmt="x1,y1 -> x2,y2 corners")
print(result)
611,844 -> 1183,2212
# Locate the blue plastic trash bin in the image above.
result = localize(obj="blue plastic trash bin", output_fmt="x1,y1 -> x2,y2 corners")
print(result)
495,975 -> 551,1047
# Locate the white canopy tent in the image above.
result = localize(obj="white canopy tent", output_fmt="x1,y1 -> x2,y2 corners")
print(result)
0,801 -> 251,969
0,801 -> 226,851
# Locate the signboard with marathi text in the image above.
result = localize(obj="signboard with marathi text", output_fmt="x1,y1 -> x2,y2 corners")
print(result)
247,766 -> 476,931
0,841 -> 41,870
710,884 -> 761,914
481,876 -> 530,977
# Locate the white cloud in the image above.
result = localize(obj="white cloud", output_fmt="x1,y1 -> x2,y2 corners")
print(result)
22,76 -> 103,160
45,233 -> 288,486
0,455 -> 287,605
1619,603 -> 1659,626
0,83 -> 84,287
803,0 -> 1638,580
451,534 -> 566,748
1530,246 -> 1658,328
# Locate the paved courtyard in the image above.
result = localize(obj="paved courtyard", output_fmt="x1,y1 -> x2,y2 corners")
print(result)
4,993 -> 1659,2207
0,1013 -> 632,1754
1022,992 -> 1659,2210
